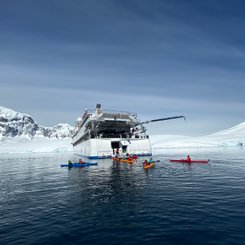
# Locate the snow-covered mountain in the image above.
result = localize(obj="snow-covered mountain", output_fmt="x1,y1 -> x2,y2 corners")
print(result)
0,106 -> 74,141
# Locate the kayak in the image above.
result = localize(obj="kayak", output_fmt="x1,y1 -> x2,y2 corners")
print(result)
169,159 -> 209,164
120,159 -> 135,164
111,157 -> 134,163
60,162 -> 98,167
143,162 -> 155,169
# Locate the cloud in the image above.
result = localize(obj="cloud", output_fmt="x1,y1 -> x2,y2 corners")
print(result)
1,0 -> 245,135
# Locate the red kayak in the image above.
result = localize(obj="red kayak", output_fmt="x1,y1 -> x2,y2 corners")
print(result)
169,159 -> 209,164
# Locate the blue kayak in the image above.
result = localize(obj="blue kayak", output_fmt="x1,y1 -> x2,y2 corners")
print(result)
60,162 -> 98,167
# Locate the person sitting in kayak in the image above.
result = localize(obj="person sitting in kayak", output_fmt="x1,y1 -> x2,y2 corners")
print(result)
132,154 -> 138,159
143,160 -> 150,165
186,155 -> 191,161
68,160 -> 73,166
149,158 -> 154,163
79,159 -> 85,164
126,153 -> 133,161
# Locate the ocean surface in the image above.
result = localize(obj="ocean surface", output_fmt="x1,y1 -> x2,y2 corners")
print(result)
1,148 -> 245,245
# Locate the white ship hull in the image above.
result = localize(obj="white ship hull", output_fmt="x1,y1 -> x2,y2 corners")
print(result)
73,137 -> 152,159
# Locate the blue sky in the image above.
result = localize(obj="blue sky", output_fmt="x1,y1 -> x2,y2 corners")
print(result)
1,0 -> 245,136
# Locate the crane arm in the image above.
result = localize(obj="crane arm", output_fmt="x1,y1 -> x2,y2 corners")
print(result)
135,116 -> 185,126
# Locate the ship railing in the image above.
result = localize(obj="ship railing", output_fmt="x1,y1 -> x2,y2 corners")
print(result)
97,149 -> 152,158
90,134 -> 149,139
86,108 -> 137,118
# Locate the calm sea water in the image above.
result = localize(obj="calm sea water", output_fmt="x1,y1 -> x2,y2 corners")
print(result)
1,148 -> 245,245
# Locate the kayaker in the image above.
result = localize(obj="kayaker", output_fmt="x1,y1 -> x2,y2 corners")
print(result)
79,159 -> 85,164
132,154 -> 138,159
68,160 -> 73,167
126,153 -> 133,161
149,158 -> 154,163
143,160 -> 150,165
186,155 -> 191,161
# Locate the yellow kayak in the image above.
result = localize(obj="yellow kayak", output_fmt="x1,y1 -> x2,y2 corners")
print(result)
120,159 -> 135,164
143,162 -> 155,169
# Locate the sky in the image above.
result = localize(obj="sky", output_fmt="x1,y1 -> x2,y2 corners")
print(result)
1,0 -> 245,136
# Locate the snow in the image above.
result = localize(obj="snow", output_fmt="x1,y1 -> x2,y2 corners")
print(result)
0,106 -> 74,154
0,106 -> 73,142
0,105 -> 26,120
0,137 -> 73,154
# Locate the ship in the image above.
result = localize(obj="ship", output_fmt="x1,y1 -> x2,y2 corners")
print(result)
72,104 -> 185,159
